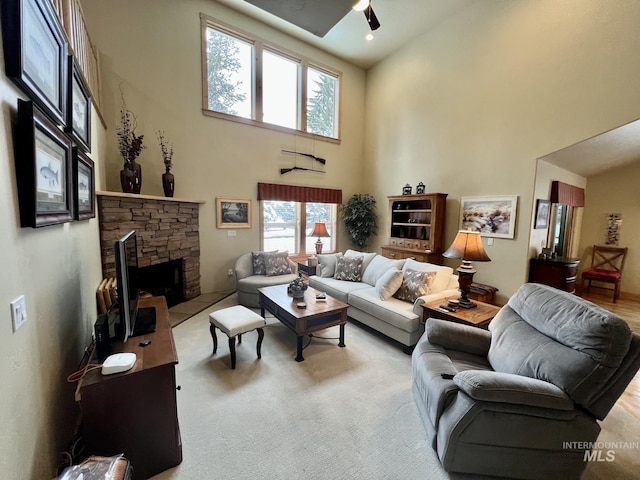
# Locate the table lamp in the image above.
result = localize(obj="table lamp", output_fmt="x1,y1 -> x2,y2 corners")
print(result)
443,230 -> 491,309
309,222 -> 330,254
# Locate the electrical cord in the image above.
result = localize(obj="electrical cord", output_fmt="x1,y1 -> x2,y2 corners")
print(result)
66,363 -> 103,383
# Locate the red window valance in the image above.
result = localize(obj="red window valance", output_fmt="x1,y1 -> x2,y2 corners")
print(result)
258,183 -> 342,204
550,181 -> 585,207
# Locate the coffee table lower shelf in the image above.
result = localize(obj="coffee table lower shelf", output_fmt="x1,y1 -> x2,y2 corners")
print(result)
258,285 -> 348,362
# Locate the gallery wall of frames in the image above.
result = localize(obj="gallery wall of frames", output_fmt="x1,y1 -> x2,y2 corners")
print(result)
2,0 -> 95,227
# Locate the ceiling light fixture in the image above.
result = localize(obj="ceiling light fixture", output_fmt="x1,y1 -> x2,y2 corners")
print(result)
365,32 -> 375,41
352,0 -> 370,12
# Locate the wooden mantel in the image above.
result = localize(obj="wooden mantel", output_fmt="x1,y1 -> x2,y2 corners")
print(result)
97,190 -> 206,205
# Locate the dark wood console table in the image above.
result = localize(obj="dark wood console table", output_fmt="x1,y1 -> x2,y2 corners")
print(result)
528,256 -> 580,293
77,296 -> 182,479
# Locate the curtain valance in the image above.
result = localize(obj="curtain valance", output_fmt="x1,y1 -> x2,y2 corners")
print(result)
550,181 -> 585,207
257,183 -> 342,204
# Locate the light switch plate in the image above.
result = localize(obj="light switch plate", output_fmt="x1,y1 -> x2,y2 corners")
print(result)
11,295 -> 27,332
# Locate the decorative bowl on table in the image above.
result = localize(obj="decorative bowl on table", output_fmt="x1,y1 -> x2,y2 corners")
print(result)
288,276 -> 308,299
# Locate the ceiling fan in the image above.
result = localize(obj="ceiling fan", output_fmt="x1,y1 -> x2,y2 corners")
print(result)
353,0 -> 381,32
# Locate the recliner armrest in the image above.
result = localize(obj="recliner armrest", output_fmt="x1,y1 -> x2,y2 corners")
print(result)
454,370 -> 574,410
426,318 -> 491,356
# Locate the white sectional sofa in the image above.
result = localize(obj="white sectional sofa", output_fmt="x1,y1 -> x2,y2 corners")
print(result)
308,250 -> 460,353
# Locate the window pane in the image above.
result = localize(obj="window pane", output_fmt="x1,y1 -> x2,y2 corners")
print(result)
263,201 -> 297,253
307,67 -> 337,138
305,203 -> 336,253
206,27 -> 252,118
263,50 -> 298,129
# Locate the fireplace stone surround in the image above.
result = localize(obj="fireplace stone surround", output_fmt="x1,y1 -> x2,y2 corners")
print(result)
97,191 -> 205,301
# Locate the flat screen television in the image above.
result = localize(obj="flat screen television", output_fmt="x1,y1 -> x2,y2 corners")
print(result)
114,230 -> 156,342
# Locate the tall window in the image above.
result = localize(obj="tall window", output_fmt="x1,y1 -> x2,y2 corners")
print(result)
262,201 -> 337,255
201,14 -> 341,142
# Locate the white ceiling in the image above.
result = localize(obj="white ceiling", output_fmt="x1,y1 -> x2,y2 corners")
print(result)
216,0 -> 474,69
217,0 -> 640,176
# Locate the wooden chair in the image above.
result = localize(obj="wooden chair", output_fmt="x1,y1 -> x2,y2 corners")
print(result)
581,245 -> 628,302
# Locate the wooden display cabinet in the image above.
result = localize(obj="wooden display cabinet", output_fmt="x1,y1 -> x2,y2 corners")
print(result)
381,193 -> 448,264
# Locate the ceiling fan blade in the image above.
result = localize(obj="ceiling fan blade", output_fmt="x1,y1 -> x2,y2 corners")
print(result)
363,5 -> 380,31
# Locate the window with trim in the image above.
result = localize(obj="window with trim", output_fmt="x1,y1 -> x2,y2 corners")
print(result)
258,183 -> 342,256
201,14 -> 341,141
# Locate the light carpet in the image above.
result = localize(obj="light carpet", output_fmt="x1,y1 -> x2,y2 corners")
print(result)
152,294 -> 639,480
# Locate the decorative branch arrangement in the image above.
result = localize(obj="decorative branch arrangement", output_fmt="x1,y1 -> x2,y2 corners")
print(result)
156,131 -> 174,172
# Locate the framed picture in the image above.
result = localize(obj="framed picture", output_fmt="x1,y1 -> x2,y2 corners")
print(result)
460,195 -> 518,239
73,147 -> 95,220
216,198 -> 251,228
16,100 -> 74,227
66,56 -> 91,153
2,0 -> 68,126
534,199 -> 550,229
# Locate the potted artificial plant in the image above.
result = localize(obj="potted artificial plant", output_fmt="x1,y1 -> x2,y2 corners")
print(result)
341,193 -> 378,250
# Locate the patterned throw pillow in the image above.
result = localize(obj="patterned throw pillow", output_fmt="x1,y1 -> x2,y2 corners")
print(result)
264,251 -> 292,276
251,250 -> 277,275
394,269 -> 437,303
334,256 -> 363,282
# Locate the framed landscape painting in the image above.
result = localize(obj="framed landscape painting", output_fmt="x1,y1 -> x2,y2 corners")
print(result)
73,147 -> 95,220
460,195 -> 518,239
216,198 -> 251,228
16,100 -> 74,227
2,0 -> 68,126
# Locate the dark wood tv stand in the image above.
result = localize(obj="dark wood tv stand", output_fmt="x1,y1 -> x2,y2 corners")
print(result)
77,296 -> 182,479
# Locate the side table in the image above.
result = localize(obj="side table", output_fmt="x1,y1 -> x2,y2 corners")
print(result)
297,262 -> 316,279
422,298 -> 501,329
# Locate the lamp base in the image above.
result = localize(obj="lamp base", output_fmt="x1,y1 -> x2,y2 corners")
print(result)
315,239 -> 323,254
457,298 -> 477,309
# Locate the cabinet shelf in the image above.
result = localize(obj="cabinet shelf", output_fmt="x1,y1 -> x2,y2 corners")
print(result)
393,209 -> 432,213
393,222 -> 430,227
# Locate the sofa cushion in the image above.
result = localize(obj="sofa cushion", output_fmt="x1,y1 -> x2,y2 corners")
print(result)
361,255 -> 406,286
349,287 -> 421,334
394,269 -> 437,303
251,250 -> 276,275
334,256 -> 363,282
345,249 -> 377,273
308,276 -> 370,303
402,258 -> 454,293
264,251 -> 293,276
317,252 -> 342,278
375,269 -> 404,300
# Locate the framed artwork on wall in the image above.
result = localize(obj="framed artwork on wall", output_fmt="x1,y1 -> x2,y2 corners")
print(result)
73,147 -> 95,220
66,56 -> 91,152
534,199 -> 550,229
216,198 -> 251,228
2,0 -> 68,126
16,100 -> 74,227
460,195 -> 518,239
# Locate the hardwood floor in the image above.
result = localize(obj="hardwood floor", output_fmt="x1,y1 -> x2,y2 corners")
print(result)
579,291 -> 640,420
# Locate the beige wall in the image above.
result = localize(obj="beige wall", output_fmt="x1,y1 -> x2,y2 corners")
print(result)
80,0 -> 367,294
0,79 -> 106,476
579,160 -> 640,296
365,0 -> 640,302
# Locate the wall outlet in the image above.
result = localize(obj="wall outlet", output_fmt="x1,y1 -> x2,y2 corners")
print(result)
10,295 -> 27,332
227,230 -> 236,237
487,238 -> 494,246
228,269 -> 234,277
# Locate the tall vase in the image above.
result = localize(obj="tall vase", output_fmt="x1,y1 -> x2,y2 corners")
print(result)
162,168 -> 175,197
120,161 -> 142,194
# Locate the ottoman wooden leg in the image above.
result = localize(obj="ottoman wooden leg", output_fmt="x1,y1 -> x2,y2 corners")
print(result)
256,328 -> 264,359
210,324 -> 218,354
229,336 -> 237,369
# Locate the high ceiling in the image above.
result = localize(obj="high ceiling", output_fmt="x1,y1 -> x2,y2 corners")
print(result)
216,0 -> 473,69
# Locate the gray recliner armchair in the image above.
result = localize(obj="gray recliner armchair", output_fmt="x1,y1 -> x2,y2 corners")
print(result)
412,283 -> 640,479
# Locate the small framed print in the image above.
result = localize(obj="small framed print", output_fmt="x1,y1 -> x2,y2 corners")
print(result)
16,100 -> 74,227
216,198 -> 251,228
2,0 -> 68,126
534,199 -> 550,230
73,147 -> 95,220
66,56 -> 91,153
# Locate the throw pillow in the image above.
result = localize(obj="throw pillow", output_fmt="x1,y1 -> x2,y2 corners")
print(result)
317,252 -> 343,278
361,255 -> 406,286
394,268 -> 437,303
402,258 -> 454,293
345,249 -> 377,273
334,256 -> 364,282
375,269 -> 404,300
264,251 -> 293,276
251,250 -> 276,275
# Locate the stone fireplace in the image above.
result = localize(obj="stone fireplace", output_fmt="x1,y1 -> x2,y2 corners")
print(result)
97,191 -> 205,301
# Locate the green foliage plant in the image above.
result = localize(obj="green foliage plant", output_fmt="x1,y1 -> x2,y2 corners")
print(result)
341,194 -> 377,250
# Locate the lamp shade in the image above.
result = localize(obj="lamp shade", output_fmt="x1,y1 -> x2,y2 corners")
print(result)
309,222 -> 330,238
443,230 -> 491,262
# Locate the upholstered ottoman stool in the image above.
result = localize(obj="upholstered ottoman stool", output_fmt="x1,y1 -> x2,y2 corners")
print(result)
209,305 -> 265,369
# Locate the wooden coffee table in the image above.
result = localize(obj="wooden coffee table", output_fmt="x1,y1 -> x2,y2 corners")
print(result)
258,285 -> 348,362
422,298 -> 500,329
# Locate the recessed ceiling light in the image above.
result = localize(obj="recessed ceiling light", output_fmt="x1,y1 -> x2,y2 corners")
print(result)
353,0 -> 370,12
365,32 -> 375,41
